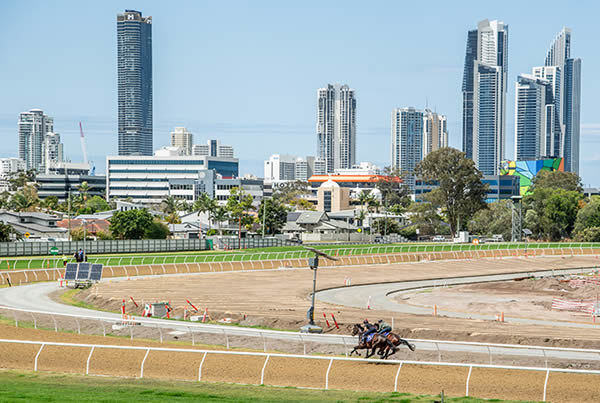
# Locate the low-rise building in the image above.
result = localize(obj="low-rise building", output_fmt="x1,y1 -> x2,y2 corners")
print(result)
0,158 -> 26,192
0,210 -> 68,239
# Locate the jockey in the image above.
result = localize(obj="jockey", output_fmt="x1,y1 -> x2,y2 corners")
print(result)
377,319 -> 392,334
362,319 -> 378,343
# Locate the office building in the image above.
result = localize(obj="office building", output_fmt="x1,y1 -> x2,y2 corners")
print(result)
391,107 -> 423,189
42,132 -> 64,173
106,155 -> 238,204
170,127 -> 193,155
192,140 -> 234,158
422,109 -> 448,158
462,19 -> 508,175
514,75 -> 555,161
544,28 -> 581,174
117,10 -> 153,156
18,109 -> 54,171
36,174 -> 106,202
45,161 -> 90,176
317,84 -> 356,173
414,175 -> 519,204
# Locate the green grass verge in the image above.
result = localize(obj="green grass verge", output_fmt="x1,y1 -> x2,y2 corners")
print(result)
2,242 -> 599,271
0,370 -> 534,402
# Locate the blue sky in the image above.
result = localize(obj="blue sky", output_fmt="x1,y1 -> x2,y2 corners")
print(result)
1,1 -> 599,185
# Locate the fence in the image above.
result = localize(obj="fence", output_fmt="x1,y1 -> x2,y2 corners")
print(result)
1,338 -> 599,401
0,237 -> 294,257
2,304 -> 600,370
2,244 -> 600,274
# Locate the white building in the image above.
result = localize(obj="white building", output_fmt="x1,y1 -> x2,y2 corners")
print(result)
422,109 -> 448,158
0,158 -> 26,192
170,127 -> 193,155
18,109 -> 54,171
154,146 -> 185,157
45,161 -> 90,176
106,155 -> 239,204
334,162 -> 381,176
264,154 -> 325,183
317,84 -> 356,173
192,140 -> 234,158
42,132 -> 63,173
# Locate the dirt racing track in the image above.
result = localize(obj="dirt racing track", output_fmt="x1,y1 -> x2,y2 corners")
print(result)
3,248 -> 600,401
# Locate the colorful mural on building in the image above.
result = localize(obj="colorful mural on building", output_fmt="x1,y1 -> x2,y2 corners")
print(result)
500,158 -> 564,196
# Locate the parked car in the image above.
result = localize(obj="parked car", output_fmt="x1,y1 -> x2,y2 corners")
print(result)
432,235 -> 446,242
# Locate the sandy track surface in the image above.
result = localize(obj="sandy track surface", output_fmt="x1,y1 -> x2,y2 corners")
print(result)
84,255 -> 600,348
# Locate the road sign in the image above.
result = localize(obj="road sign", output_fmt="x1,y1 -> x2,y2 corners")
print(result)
50,247 -> 59,255
24,232 -> 30,238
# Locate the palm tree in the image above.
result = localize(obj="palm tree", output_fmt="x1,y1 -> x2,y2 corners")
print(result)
193,192 -> 217,230
160,196 -> 180,215
211,206 -> 229,236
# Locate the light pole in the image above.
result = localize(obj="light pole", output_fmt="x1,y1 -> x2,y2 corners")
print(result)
82,218 -> 87,261
300,247 -> 338,333
511,195 -> 523,242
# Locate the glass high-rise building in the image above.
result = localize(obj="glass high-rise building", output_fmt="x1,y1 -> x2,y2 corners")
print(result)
391,107 -> 423,190
462,20 -> 508,175
117,10 -> 153,156
18,109 -> 54,171
544,28 -> 581,174
316,84 -> 356,173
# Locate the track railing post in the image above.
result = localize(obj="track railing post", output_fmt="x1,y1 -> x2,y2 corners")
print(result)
260,355 -> 270,385
325,358 -> 334,389
543,368 -> 550,401
86,346 -> 95,375
465,365 -> 473,396
140,348 -> 150,378
394,362 -> 403,392
198,352 -> 208,381
33,343 -> 45,371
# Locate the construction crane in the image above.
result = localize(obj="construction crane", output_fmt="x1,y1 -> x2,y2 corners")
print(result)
79,122 -> 95,175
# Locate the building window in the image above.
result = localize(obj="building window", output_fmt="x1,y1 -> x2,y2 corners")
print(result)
323,191 -> 331,212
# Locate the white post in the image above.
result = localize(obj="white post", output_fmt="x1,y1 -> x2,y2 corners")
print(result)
325,358 -> 334,389
543,368 -> 550,401
465,365 -> 473,396
34,344 -> 45,371
260,355 -> 270,385
394,362 -> 403,392
140,348 -> 150,378
86,346 -> 95,375
198,352 -> 208,381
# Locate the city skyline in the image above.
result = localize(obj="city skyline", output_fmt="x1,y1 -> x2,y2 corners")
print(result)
1,2 -> 598,185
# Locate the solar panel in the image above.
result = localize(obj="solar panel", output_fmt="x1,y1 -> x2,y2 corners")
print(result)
76,263 -> 90,280
64,263 -> 78,280
90,264 -> 103,281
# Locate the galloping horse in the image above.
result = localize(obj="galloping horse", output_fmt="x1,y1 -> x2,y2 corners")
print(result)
349,324 -> 396,359
378,331 -> 416,358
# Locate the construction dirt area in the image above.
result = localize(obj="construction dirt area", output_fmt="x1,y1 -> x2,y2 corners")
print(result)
396,275 -> 600,323
79,255 -> 600,349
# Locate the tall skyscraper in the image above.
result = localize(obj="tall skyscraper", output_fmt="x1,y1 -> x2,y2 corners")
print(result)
514,75 -> 554,161
391,107 -> 423,190
422,109 -> 448,158
42,132 -> 64,173
117,10 -> 153,156
18,109 -> 54,171
532,66 -> 562,158
170,127 -> 193,155
316,84 -> 356,173
544,28 -> 581,174
462,20 -> 508,175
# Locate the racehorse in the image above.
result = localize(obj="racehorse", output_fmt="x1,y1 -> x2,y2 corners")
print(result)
349,324 -> 397,359
377,331 -> 416,358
